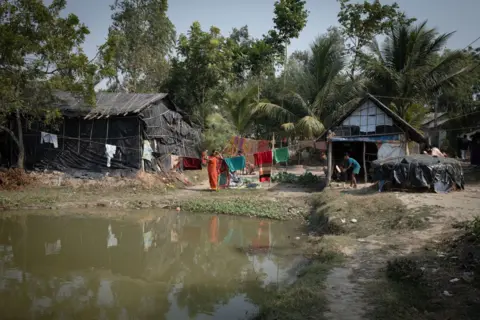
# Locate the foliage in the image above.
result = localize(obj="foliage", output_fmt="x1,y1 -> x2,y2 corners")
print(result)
337,0 -> 415,77
271,172 -> 322,185
166,22 -> 234,124
254,250 -> 343,320
103,0 -> 176,92
271,30 -> 361,138
362,21 -> 472,121
202,113 -> 235,153
0,0 -> 96,168
272,0 -> 309,45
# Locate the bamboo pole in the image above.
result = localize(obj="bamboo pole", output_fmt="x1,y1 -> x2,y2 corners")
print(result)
327,140 -> 332,186
363,141 -> 367,184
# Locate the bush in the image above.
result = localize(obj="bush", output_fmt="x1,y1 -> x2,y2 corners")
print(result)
0,169 -> 36,190
386,258 -> 424,284
271,171 -> 322,185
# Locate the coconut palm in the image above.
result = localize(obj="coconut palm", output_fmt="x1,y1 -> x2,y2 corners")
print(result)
269,30 -> 362,139
362,21 -> 472,123
209,84 -> 285,137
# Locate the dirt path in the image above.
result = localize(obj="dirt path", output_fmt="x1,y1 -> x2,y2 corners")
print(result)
322,184 -> 480,320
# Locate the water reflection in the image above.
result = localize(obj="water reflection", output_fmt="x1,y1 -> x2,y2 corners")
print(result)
0,212 -> 300,319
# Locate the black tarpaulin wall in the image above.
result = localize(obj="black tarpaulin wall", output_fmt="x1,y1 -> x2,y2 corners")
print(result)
7,93 -> 201,173
20,116 -> 141,172
141,100 -> 201,159
372,154 -> 464,192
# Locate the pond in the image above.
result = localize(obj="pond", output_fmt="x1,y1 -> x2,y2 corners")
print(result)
0,210 -> 304,319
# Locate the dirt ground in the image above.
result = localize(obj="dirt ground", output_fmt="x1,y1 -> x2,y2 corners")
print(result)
320,183 -> 480,320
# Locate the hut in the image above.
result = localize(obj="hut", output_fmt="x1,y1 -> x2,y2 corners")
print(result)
3,92 -> 201,175
319,94 -> 426,184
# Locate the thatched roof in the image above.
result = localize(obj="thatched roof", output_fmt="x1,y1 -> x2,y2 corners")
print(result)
319,94 -> 426,143
54,92 -> 168,119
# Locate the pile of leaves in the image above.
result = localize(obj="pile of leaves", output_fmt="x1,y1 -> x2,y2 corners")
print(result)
271,172 -> 322,185
0,169 -> 37,190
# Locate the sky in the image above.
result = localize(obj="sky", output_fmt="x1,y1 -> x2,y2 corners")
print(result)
64,0 -> 480,60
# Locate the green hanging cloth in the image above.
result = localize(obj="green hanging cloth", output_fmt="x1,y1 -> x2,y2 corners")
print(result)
274,147 -> 289,163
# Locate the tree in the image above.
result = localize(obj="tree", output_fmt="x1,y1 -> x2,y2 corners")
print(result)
0,0 -> 96,168
337,0 -> 414,79
362,21 -> 472,123
268,31 -> 361,139
104,0 -> 176,92
271,0 -> 309,47
166,22 -> 235,126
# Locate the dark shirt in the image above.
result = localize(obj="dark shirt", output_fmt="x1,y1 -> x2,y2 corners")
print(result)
461,138 -> 470,150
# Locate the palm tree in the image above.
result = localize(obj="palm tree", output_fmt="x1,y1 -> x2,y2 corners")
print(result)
209,84 -> 285,137
202,84 -> 284,150
362,21 -> 472,124
268,30 -> 361,139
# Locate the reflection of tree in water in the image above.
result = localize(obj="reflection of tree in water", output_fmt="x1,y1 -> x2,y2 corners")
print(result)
174,217 -> 270,318
175,244 -> 262,318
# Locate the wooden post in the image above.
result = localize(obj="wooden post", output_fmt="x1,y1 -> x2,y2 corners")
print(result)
327,140 -> 332,186
363,141 -> 367,184
77,120 -> 81,153
138,118 -> 144,172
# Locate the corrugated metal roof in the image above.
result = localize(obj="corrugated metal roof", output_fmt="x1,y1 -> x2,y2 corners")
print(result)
54,91 -> 168,118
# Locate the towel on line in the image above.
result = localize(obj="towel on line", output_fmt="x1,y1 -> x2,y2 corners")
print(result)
40,132 -> 58,148
183,157 -> 202,170
224,156 -> 246,172
105,144 -> 117,167
273,147 -> 289,163
254,151 -> 273,166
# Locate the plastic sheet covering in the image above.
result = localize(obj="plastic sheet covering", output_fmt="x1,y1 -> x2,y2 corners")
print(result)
372,155 -> 464,192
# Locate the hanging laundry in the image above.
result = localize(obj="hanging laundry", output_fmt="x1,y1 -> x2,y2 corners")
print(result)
105,144 -> 117,167
218,160 -> 230,189
40,132 -> 58,148
142,140 -> 153,161
273,147 -> 289,163
254,151 -> 273,166
254,151 -> 273,182
224,156 -> 246,172
258,165 -> 272,182
166,155 -> 181,170
182,157 -> 202,170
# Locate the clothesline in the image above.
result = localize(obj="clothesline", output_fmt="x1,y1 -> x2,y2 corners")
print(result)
222,139 -> 327,158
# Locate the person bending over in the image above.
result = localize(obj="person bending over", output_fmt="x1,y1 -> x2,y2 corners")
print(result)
343,152 -> 361,188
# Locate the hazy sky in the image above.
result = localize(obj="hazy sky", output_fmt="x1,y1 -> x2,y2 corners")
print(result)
64,0 -> 480,59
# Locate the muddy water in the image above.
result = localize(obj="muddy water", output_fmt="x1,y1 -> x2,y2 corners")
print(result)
0,211 -> 303,319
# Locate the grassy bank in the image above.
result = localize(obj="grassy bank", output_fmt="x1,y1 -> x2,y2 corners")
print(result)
366,217 -> 480,320
308,189 -> 435,237
254,241 -> 344,320
174,191 -> 310,220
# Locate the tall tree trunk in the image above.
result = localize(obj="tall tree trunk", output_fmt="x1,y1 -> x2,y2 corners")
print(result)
0,122 -> 23,169
16,109 -> 25,169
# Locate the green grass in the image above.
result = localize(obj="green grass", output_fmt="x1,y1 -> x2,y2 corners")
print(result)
308,190 -> 435,237
176,197 -> 303,220
254,250 -> 344,320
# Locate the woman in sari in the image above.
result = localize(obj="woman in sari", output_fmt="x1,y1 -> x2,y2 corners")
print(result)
207,151 -> 221,191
